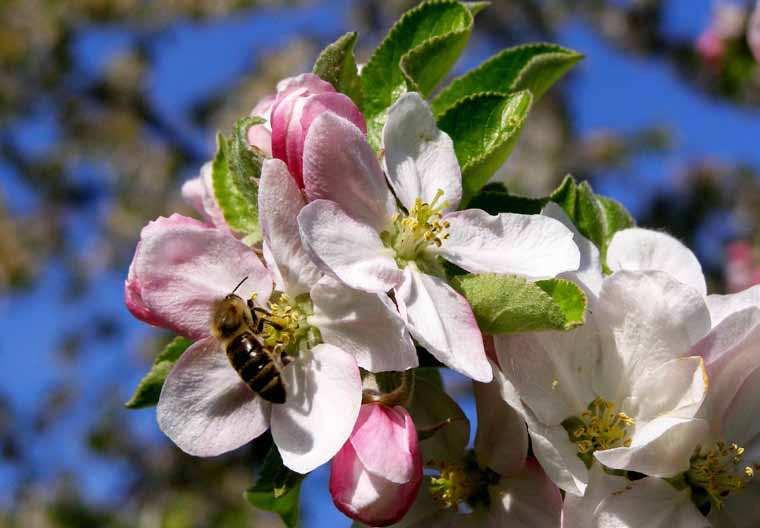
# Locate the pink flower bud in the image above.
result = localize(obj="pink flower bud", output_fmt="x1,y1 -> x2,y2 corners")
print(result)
330,403 -> 422,527
270,73 -> 366,188
696,27 -> 726,67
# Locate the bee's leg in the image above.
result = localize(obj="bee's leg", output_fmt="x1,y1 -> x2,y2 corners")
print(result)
252,306 -> 273,317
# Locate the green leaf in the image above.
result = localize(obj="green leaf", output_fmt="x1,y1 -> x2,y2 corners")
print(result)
212,130 -> 262,244
125,337 -> 192,409
312,32 -> 363,107
451,274 -> 587,334
245,448 -> 306,528
408,377 -> 470,464
360,0 -> 476,148
432,43 -> 583,116
437,91 -> 532,204
548,176 -> 635,271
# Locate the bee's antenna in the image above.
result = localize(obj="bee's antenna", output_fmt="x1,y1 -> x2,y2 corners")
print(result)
232,276 -> 249,294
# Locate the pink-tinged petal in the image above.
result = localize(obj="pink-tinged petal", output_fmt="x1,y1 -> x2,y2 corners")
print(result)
330,438 -> 422,527
594,271 -> 711,403
125,246 -> 159,324
474,362 -> 528,477
439,209 -> 580,279
302,112 -> 396,231
607,228 -> 707,296
248,94 -> 275,156
690,308 -> 760,427
396,267 -> 491,382
542,202 -> 603,298
156,336 -> 270,457
706,284 -> 760,328
382,92 -> 461,212
270,343 -> 362,473
179,163 -> 230,232
309,276 -> 417,372
132,214 -> 272,340
594,417 -> 709,477
562,464 -> 709,528
271,73 -> 366,187
722,364 -> 760,451
349,404 -> 420,485
487,459 -> 562,528
259,158 -> 321,296
298,200 -> 403,293
285,92 -> 367,187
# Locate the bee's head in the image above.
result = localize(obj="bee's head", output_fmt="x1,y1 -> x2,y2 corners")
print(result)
211,294 -> 248,338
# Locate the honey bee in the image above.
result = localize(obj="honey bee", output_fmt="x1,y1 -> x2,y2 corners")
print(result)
211,277 -> 291,404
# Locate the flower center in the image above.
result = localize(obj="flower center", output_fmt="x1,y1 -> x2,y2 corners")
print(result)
429,462 -> 478,510
381,189 -> 450,264
562,398 -> 635,467
686,441 -> 757,510
257,291 -> 318,353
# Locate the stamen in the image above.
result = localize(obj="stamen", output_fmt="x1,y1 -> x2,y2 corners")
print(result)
380,188 -> 451,264
428,462 -> 477,510
686,441 -> 755,510
562,398 -> 635,467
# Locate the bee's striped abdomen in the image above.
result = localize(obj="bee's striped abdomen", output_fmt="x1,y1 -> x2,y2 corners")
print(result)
226,332 -> 286,404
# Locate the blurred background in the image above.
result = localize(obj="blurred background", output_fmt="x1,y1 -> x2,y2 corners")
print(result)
1,0 -> 760,526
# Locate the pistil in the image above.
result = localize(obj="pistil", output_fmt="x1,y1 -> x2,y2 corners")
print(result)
381,189 -> 450,264
562,398 -> 635,467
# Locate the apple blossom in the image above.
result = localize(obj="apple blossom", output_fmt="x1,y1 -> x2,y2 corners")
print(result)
390,363 -> 561,528
269,73 -> 366,188
330,403 -> 423,527
297,92 -> 580,382
125,159 -> 418,473
247,94 -> 275,156
495,270 -> 711,496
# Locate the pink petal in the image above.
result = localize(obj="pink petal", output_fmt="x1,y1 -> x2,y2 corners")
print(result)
248,94 -> 275,156
130,214 -> 272,340
350,404 -> 419,484
156,336 -> 270,457
302,112 -> 396,231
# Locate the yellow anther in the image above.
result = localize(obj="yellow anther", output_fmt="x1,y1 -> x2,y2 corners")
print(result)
563,398 -> 635,463
428,462 -> 477,510
687,440 -> 755,510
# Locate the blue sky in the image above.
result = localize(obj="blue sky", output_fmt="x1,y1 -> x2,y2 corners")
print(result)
2,0 -> 759,524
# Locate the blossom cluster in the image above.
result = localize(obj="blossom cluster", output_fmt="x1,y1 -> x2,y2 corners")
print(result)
124,3 -> 760,527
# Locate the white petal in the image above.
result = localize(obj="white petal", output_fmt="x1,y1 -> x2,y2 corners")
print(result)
608,228 -> 707,296
563,464 -> 709,528
722,364 -> 760,451
706,284 -> 760,327
711,482 -> 760,528
594,271 -> 711,402
156,337 -> 270,457
439,209 -> 580,279
298,200 -> 403,293
302,112 -> 396,231
594,417 -> 709,477
487,460 -> 562,528
270,343 -> 362,473
529,423 -> 589,496
309,276 -> 417,372
495,322 -> 599,426
396,267 -> 491,382
259,158 -> 321,296
382,92 -> 462,211
541,202 -> 603,298
474,363 -> 528,476
625,356 -> 708,422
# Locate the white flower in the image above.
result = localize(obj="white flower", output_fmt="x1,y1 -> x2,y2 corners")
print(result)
135,159 -> 416,473
297,92 -> 580,382
495,270 -> 711,496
